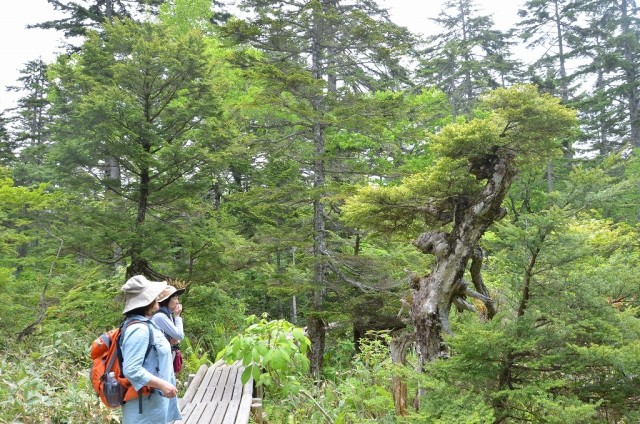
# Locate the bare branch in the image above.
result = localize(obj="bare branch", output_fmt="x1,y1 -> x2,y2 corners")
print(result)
321,249 -> 378,292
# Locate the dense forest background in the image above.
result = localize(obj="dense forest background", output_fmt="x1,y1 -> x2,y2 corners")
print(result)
1,0 -> 639,423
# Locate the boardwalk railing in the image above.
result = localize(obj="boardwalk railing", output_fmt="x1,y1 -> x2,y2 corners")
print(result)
171,361 -> 257,424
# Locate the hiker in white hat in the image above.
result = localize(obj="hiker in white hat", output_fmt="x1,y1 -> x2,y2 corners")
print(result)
152,285 -> 187,373
120,275 -> 181,424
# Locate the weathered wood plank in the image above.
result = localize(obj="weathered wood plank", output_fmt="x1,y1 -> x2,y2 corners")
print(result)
229,365 -> 244,401
192,366 -> 217,403
210,401 -> 230,424
176,402 -> 207,424
210,364 -> 233,403
180,364 -> 208,408
194,401 -> 221,424
221,399 -> 241,424
235,392 -> 254,424
171,361 -> 255,424
172,402 -> 196,424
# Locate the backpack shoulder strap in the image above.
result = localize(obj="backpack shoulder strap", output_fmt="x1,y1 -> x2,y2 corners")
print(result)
117,319 -> 155,415
116,319 -> 154,371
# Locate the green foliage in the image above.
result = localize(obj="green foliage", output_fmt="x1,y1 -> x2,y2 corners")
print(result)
183,284 -> 247,355
0,332 -> 116,423
217,315 -> 310,396
3,2 -> 640,423
437,210 -> 640,422
343,84 -> 577,234
179,336 -> 214,377
0,172 -> 69,342
46,17 -> 243,276
262,332 -> 399,424
159,0 -> 213,32
330,333 -> 396,423
45,269 -> 127,336
418,0 -> 518,119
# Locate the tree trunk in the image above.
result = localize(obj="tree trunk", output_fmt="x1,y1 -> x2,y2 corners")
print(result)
307,316 -> 326,379
411,256 -> 464,362
621,0 -> 640,147
306,0 -> 337,378
411,156 -> 514,369
390,333 -> 414,416
493,238 -> 542,422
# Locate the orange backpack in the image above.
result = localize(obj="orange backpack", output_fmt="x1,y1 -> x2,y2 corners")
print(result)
90,319 -> 155,413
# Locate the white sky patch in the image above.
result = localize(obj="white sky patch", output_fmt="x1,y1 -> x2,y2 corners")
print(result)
1,0 -> 66,110
0,0 -> 526,111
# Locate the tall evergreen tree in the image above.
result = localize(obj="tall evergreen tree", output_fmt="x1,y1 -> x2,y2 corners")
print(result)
30,0 -> 165,38
517,0 -> 582,103
0,113 -> 15,166
222,0 -> 416,376
574,0 -> 640,150
5,59 -> 52,186
417,0 -> 519,120
47,18 -> 237,279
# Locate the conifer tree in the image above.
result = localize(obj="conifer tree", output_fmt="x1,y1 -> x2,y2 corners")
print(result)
221,0 -> 416,376
0,113 -> 15,167
574,0 -> 640,150
344,85 -> 576,373
5,59 -> 52,186
47,18 -> 236,279
418,0 -> 519,120
31,0 -> 165,38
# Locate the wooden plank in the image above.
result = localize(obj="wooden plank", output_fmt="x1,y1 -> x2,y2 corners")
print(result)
201,365 -> 224,403
210,401 -> 230,424
229,365 -> 244,401
222,364 -> 241,403
234,387 -> 254,424
209,365 -> 233,403
221,399 -> 241,424
177,402 -> 207,424
229,364 -> 252,423
180,364 -> 209,408
194,400 -> 221,424
173,362 -> 255,424
171,402 -> 196,424
192,366 -> 218,403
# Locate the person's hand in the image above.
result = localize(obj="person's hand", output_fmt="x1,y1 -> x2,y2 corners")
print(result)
173,303 -> 183,317
159,381 -> 178,398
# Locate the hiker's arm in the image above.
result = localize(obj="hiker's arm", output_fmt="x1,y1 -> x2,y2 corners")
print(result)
144,375 -> 178,398
121,324 -> 175,393
152,312 -> 184,342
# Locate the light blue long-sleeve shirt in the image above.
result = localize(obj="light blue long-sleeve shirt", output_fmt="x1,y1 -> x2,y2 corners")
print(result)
151,307 -> 184,343
120,317 -> 181,424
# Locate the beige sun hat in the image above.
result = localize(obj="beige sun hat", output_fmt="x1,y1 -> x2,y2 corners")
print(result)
157,285 -> 186,303
121,275 -> 168,314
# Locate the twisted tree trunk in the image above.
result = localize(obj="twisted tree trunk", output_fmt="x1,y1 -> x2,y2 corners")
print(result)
411,155 -> 514,367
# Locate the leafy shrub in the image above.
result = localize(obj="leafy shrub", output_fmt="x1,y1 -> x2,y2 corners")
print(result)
0,332 -> 116,423
217,314 -> 311,396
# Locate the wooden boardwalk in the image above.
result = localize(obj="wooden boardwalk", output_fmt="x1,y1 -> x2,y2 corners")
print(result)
171,361 -> 255,424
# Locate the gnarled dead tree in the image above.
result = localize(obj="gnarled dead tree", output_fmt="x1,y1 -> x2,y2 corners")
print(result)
345,86 -> 577,396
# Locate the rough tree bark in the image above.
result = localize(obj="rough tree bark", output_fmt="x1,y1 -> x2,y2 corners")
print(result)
390,332 -> 415,416
411,154 -> 514,366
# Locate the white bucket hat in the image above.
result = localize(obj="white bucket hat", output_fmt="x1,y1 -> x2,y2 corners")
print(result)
121,275 -> 168,314
158,285 -> 186,303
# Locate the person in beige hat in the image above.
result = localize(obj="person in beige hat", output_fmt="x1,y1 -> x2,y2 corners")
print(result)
152,285 -> 186,373
120,275 -> 181,423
